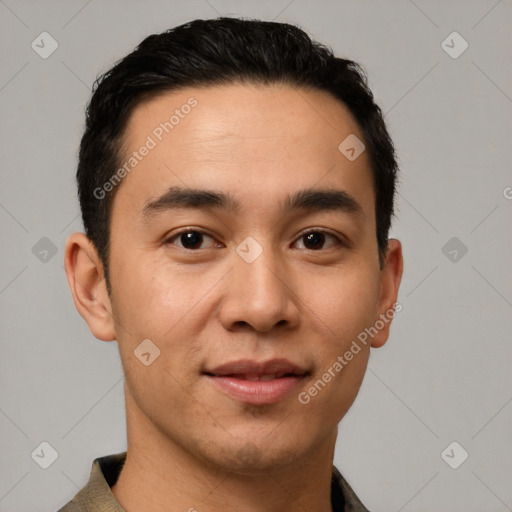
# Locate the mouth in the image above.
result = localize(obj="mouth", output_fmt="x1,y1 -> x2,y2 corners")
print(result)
203,358 -> 310,405
204,372 -> 302,381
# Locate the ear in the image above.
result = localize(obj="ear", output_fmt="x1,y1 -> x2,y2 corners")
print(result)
371,238 -> 404,348
64,232 -> 116,341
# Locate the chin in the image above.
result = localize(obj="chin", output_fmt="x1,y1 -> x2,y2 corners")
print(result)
201,434 -> 305,475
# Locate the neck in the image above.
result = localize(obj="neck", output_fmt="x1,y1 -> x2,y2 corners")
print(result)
111,388 -> 337,512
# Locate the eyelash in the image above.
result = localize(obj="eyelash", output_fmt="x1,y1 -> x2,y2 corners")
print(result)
163,228 -> 346,251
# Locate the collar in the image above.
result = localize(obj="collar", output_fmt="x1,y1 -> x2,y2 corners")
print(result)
58,452 -> 370,512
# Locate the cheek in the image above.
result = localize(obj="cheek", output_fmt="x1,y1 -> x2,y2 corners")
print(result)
305,263 -> 381,351
110,257 -> 220,393
112,266 -> 204,415
297,263 -> 380,413
111,253 -> 205,337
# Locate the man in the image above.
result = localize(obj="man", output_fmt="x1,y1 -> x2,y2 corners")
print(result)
60,17 -> 403,512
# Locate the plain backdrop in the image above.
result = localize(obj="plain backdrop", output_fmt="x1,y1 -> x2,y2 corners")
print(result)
0,1 -> 511,511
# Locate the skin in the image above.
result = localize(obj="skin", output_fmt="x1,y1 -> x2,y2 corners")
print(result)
65,83 -> 403,512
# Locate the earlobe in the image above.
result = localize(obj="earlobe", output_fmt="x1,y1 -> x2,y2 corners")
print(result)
371,238 -> 404,348
64,232 -> 116,342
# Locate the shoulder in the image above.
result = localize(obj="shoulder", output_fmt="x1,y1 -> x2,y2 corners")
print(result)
55,452 -> 127,512
332,465 -> 371,512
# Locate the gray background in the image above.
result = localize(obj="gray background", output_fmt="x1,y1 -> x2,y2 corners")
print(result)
1,0 -> 511,511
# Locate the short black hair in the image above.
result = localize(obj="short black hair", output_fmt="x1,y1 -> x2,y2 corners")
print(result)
77,17 -> 399,293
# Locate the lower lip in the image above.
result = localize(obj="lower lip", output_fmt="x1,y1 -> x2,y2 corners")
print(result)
205,375 -> 305,405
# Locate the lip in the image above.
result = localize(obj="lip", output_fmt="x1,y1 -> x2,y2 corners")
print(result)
205,358 -> 308,377
203,358 -> 309,406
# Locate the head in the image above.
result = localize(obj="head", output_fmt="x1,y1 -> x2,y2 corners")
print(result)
65,17 -> 403,473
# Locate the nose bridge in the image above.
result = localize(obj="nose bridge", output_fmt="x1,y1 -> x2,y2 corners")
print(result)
220,236 -> 297,332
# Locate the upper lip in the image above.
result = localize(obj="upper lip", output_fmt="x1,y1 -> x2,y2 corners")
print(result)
204,358 -> 309,377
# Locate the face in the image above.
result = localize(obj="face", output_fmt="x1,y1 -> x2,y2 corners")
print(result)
72,83 -> 402,473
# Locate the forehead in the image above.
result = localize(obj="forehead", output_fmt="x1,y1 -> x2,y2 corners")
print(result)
112,83 -> 375,222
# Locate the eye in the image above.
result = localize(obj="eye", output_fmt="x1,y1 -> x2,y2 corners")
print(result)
164,228 -> 345,252
293,230 -> 343,251
164,229 -> 220,250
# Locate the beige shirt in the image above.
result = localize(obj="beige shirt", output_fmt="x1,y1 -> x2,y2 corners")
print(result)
57,452 -> 370,511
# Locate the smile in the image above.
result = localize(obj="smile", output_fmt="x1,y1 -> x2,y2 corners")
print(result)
204,374 -> 307,405
203,358 -> 310,405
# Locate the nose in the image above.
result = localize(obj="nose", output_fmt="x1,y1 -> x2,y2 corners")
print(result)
218,243 -> 300,334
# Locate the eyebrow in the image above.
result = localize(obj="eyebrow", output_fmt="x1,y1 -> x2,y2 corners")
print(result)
141,186 -> 365,221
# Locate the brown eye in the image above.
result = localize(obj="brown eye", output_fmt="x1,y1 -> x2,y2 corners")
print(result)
165,230 -> 217,250
294,230 -> 342,251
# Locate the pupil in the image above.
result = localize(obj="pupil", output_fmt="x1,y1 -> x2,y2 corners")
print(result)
181,231 -> 202,249
304,232 -> 324,250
